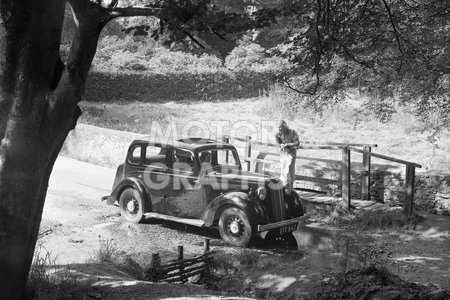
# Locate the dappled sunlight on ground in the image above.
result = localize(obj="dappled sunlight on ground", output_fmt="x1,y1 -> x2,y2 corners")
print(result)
37,156 -> 450,298
256,274 -> 297,292
93,280 -> 147,287
360,214 -> 450,290
394,256 -> 443,263
419,227 -> 450,239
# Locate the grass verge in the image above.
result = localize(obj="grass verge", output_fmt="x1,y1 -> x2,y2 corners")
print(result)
27,245 -> 96,300
77,95 -> 450,171
321,203 -> 424,230
88,236 -> 143,280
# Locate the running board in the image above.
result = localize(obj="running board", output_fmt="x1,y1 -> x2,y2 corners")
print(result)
144,212 -> 205,227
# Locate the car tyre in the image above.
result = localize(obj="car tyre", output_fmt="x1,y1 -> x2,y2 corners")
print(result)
218,207 -> 254,247
119,188 -> 145,223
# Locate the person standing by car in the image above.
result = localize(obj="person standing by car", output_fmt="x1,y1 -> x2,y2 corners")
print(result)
275,120 -> 300,194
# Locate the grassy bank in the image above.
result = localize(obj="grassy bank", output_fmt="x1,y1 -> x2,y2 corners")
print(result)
78,96 -> 450,171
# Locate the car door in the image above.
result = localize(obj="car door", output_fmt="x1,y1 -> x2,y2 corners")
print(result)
141,143 -> 169,214
165,148 -> 205,219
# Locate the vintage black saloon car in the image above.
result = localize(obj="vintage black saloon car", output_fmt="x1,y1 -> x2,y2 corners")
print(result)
103,138 -> 305,247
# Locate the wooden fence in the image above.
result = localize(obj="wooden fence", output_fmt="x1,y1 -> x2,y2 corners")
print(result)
145,238 -> 214,283
222,135 -> 421,215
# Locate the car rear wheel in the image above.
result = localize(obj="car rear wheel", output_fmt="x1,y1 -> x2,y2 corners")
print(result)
218,207 -> 254,247
119,188 -> 145,223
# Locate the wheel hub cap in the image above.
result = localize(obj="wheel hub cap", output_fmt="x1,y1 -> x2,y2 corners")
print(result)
229,221 -> 240,235
127,199 -> 136,212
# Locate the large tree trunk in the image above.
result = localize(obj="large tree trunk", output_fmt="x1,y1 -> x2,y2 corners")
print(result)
0,1 -> 107,298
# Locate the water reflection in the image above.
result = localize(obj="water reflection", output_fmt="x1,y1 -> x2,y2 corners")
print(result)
258,231 -> 299,251
261,224 -> 365,272
293,224 -> 365,272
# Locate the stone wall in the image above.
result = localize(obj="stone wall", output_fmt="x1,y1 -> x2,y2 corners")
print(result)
350,168 -> 450,215
411,170 -> 450,215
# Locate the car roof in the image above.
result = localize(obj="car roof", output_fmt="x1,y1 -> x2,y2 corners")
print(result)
131,137 -> 236,151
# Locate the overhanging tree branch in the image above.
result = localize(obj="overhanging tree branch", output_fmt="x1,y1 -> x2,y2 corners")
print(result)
283,68 -> 320,96
183,30 -> 205,48
330,35 -> 375,69
381,0 -> 403,54
108,6 -> 162,19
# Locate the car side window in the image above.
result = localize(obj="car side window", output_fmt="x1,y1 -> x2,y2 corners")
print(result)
144,145 -> 168,170
217,149 -> 239,167
171,149 -> 194,174
128,145 -> 142,165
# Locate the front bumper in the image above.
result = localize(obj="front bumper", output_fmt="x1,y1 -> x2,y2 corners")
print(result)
256,214 -> 309,232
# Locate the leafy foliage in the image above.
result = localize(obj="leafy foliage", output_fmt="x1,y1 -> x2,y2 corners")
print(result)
258,0 -> 449,130
120,0 -> 255,52
74,0 -> 449,131
225,41 -> 290,71
93,35 -> 223,72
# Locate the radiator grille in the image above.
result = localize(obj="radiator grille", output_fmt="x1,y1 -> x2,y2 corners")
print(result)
267,181 -> 285,222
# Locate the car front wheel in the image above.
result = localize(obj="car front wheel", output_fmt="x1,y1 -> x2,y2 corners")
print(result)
119,188 -> 145,223
218,207 -> 254,247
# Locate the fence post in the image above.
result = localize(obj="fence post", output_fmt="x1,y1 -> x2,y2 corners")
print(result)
245,135 -> 252,171
362,146 -> 371,200
222,135 -> 230,163
203,238 -> 210,254
149,253 -> 161,282
178,245 -> 184,282
341,147 -> 351,209
404,163 -> 416,215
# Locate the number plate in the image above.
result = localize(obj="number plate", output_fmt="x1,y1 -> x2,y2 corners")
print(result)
279,223 -> 298,235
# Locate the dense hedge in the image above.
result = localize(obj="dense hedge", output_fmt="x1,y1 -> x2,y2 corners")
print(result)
84,70 -> 279,102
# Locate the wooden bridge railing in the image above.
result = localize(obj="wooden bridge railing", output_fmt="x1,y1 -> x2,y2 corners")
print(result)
222,135 -> 421,215
349,147 -> 422,215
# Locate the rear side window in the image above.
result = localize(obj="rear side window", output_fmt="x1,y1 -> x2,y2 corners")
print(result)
144,145 -> 168,170
128,145 -> 142,165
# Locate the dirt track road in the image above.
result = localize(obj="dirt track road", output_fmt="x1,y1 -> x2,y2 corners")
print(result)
40,156 -> 230,265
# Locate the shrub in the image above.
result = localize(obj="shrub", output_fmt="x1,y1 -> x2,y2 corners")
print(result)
84,70 -> 278,102
91,237 -> 122,263
201,251 -> 254,295
328,209 -> 424,230
256,83 -> 324,121
93,35 -> 223,74
351,210 -> 424,230
225,43 -> 291,72
89,237 -> 144,279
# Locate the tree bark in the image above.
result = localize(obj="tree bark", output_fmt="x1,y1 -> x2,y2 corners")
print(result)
0,0 -> 163,296
0,1 -> 107,298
